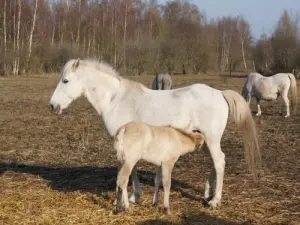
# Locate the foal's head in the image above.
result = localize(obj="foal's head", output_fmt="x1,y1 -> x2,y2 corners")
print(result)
170,126 -> 205,150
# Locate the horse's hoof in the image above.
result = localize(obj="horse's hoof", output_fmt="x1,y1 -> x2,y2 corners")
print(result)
284,115 -> 290,118
208,199 -> 221,208
255,113 -> 261,117
163,207 -> 171,215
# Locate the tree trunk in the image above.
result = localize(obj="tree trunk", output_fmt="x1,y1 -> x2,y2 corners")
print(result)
13,0 -> 21,75
3,0 -> 7,75
51,23 -> 55,46
241,38 -> 247,70
76,0 -> 81,49
113,8 -> 117,67
123,0 -> 130,75
26,0 -> 38,73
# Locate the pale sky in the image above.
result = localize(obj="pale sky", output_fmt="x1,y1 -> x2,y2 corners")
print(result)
160,0 -> 300,40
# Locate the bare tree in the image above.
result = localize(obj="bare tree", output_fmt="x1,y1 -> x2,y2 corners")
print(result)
26,0 -> 38,72
123,0 -> 132,74
76,0 -> 82,49
3,0 -> 7,75
13,0 -> 22,75
237,16 -> 251,70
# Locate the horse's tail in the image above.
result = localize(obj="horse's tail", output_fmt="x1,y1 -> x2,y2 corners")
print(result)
222,90 -> 261,180
288,73 -> 297,115
113,126 -> 127,161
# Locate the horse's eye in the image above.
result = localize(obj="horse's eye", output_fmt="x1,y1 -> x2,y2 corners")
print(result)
63,79 -> 69,84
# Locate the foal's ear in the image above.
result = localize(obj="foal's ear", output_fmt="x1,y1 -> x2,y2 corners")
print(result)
72,58 -> 80,71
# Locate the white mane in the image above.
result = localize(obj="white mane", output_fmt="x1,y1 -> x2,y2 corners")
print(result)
64,58 -> 120,78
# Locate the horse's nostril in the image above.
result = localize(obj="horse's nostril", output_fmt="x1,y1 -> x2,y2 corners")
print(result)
49,104 -> 54,111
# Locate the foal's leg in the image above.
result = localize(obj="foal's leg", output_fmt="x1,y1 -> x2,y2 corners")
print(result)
205,142 -> 225,208
161,161 -> 175,215
116,162 -> 135,212
129,165 -> 141,203
152,166 -> 162,206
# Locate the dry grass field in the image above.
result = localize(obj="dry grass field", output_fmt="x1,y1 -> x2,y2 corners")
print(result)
0,73 -> 299,225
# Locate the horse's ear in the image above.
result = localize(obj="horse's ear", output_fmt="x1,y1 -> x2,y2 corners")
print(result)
72,58 -> 80,71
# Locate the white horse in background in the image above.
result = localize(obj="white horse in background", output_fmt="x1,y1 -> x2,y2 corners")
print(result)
152,73 -> 172,90
242,72 -> 297,117
114,121 -> 205,214
49,59 -> 261,208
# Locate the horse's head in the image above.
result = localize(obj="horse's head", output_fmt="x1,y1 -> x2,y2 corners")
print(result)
49,59 -> 84,114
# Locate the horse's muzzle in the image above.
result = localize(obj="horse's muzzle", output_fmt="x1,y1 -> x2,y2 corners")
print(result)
49,103 -> 61,114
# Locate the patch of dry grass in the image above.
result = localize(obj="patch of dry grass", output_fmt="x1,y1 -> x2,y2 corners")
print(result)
0,74 -> 299,225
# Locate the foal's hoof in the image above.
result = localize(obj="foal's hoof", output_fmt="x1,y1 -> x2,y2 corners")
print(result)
163,207 -> 172,215
129,194 -> 140,204
115,205 -> 125,214
255,113 -> 261,117
284,114 -> 290,118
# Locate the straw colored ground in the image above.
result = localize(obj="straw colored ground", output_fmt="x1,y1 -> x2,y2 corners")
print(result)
0,73 -> 299,225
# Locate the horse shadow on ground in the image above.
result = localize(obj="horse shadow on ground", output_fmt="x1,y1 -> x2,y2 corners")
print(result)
0,162 -> 206,204
138,213 -> 254,225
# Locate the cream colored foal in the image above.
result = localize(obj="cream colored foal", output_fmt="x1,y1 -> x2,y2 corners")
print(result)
113,121 -> 205,215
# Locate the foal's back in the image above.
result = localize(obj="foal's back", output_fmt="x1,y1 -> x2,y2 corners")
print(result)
114,121 -> 203,165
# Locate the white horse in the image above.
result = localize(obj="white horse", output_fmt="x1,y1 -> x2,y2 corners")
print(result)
152,73 -> 172,90
49,59 -> 261,208
114,121 -> 205,214
241,72 -> 297,117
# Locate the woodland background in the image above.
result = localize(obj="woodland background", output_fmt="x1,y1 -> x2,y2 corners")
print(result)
0,0 -> 300,76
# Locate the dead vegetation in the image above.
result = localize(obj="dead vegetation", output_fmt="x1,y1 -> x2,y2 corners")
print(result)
0,74 -> 299,225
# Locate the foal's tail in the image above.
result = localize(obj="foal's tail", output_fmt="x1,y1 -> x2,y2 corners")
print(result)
288,73 -> 297,115
114,126 -> 127,161
222,90 -> 261,180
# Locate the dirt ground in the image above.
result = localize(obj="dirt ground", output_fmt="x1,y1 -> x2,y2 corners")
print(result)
0,73 -> 299,225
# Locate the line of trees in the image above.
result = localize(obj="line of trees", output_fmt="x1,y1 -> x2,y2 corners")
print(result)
0,0 -> 299,76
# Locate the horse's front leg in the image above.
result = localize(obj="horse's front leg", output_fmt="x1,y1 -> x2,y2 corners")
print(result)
129,165 -> 141,203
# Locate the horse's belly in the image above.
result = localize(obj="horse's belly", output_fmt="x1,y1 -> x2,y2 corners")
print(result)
255,84 -> 278,100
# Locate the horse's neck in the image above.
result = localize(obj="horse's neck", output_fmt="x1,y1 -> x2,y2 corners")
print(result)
83,70 -> 121,115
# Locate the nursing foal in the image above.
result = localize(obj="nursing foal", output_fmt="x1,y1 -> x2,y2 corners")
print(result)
114,121 -> 205,215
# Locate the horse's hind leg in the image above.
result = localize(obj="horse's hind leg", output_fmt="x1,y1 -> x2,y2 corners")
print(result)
205,141 -> 225,208
129,165 -> 141,203
152,166 -> 162,206
282,90 -> 290,117
204,168 -> 216,201
255,97 -> 262,116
